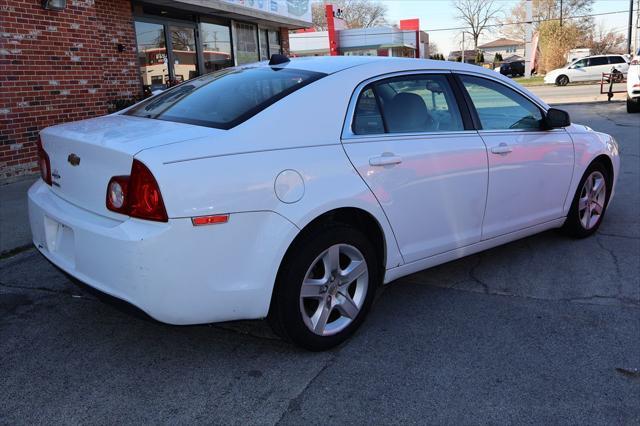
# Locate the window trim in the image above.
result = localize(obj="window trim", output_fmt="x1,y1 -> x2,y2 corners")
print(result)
342,70 -> 475,140
452,71 -> 564,134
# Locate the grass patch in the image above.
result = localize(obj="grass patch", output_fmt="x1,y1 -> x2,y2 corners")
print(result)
512,76 -> 546,86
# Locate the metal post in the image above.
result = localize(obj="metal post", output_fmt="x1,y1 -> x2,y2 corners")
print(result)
524,0 -> 533,77
560,0 -> 563,27
628,0 -> 634,54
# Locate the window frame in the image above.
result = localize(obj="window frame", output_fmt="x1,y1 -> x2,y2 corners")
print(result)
342,71 -> 475,140
452,72 -> 559,133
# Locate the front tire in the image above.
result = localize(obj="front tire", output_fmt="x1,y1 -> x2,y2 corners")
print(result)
268,223 -> 380,351
562,162 -> 611,238
556,75 -> 569,86
627,96 -> 640,113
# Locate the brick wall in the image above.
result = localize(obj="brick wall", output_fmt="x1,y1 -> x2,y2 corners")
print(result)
0,0 -> 141,183
279,27 -> 290,56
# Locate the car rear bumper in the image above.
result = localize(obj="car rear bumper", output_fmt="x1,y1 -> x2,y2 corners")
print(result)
28,180 -> 298,325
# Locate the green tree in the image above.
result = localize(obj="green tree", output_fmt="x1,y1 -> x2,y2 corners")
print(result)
493,52 -> 503,62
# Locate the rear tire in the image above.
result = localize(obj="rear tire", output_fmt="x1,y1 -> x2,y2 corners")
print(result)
556,75 -> 569,86
268,223 -> 380,351
627,96 -> 640,113
561,161 -> 611,238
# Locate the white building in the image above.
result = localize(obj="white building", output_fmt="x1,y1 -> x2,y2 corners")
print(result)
478,38 -> 525,59
290,26 -> 429,58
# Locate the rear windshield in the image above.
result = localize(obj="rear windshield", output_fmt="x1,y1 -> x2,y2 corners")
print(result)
126,66 -> 326,129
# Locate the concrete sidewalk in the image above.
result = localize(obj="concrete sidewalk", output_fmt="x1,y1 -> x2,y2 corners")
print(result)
0,176 -> 37,255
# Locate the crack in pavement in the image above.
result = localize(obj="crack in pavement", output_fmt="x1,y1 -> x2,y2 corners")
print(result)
0,280 -> 85,298
595,236 -> 623,278
468,255 -> 489,294
597,232 -> 640,240
274,353 -> 338,425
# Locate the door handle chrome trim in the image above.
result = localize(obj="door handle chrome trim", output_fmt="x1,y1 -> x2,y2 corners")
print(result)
369,153 -> 402,166
491,143 -> 513,155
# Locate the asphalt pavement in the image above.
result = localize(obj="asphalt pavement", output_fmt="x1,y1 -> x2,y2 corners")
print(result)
1,102 -> 639,424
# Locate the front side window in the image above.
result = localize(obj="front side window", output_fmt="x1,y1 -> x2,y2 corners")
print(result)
572,59 -> 587,68
352,74 -> 464,135
460,75 -> 543,130
126,67 -> 325,129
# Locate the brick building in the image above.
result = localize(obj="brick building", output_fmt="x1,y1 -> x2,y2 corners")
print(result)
0,0 -> 310,182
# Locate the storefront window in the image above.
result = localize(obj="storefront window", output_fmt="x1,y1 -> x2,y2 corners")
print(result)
234,22 -> 259,65
168,26 -> 198,83
268,29 -> 281,55
201,22 -> 233,73
135,21 -> 168,96
260,29 -> 269,61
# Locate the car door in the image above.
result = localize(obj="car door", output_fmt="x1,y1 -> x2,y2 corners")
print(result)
567,58 -> 588,81
457,74 -> 574,240
587,56 -> 610,80
342,73 -> 488,263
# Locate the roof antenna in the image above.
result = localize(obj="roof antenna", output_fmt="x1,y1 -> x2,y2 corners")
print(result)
269,54 -> 290,66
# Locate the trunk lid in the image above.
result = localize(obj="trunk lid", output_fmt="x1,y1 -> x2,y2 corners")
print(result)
41,114 -> 220,218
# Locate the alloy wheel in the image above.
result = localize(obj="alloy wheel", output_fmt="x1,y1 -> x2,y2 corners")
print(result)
578,171 -> 606,230
299,244 -> 369,336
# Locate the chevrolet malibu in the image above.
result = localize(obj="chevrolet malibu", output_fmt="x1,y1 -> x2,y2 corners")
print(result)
29,56 -> 620,350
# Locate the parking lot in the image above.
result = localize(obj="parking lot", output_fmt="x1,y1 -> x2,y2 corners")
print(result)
1,101 -> 638,424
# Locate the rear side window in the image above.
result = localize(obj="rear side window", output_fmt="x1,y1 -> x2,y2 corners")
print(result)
608,56 -> 626,64
353,88 -> 384,135
352,74 -> 464,135
588,57 -> 608,66
460,75 -> 542,130
126,67 -> 326,129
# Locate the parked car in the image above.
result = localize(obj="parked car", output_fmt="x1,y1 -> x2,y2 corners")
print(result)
499,60 -> 525,77
30,56 -> 620,350
627,49 -> 640,113
544,54 -> 629,86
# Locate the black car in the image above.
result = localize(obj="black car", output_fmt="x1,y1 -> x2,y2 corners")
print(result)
500,60 -> 525,77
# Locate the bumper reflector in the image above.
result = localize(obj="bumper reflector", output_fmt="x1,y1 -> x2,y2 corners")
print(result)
191,214 -> 229,226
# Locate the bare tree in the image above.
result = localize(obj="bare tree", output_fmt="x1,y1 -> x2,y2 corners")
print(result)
588,23 -> 626,55
312,0 -> 387,31
453,0 -> 502,50
500,0 -> 594,42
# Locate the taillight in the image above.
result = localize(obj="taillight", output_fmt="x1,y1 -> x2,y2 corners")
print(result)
37,136 -> 52,186
106,160 -> 168,222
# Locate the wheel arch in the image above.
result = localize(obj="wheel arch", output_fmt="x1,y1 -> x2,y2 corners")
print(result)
280,207 -> 389,278
592,154 -> 614,187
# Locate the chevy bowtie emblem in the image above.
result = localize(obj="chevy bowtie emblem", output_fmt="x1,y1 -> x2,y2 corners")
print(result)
67,153 -> 81,166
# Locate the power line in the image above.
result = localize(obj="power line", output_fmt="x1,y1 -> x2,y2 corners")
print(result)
291,10 -> 629,39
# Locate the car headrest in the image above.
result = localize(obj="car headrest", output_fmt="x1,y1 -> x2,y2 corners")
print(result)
385,92 -> 430,133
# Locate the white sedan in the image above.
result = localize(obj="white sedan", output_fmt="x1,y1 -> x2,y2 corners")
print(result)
29,56 -> 620,350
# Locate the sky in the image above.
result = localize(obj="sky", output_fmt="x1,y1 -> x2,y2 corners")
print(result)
378,0 -> 634,55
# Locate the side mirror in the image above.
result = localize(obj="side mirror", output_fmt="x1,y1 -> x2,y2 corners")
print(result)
544,108 -> 571,129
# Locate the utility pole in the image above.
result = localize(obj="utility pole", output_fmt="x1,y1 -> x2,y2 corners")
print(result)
560,0 -> 563,27
461,31 -> 465,63
524,0 -> 533,77
628,0 -> 635,54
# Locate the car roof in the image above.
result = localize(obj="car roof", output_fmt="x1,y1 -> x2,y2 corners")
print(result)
256,56 -> 492,75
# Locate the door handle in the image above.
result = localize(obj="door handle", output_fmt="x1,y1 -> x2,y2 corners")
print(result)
369,153 -> 402,166
491,143 -> 513,155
